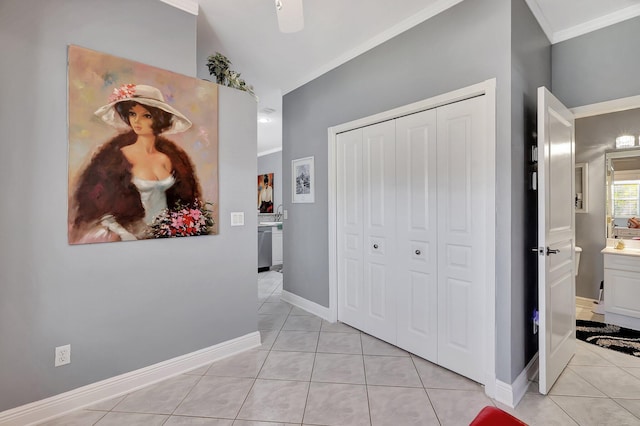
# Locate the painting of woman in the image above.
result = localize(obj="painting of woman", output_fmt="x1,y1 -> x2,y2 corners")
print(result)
69,83 -> 208,243
258,173 -> 274,213
67,45 -> 219,244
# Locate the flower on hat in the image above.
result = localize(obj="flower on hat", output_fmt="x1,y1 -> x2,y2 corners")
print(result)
108,84 -> 136,103
96,83 -> 192,134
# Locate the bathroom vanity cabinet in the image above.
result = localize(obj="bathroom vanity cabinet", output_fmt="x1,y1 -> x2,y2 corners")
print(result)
602,244 -> 640,331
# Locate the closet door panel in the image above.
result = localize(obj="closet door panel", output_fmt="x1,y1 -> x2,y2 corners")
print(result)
337,128 -> 364,329
436,96 -> 486,383
395,109 -> 438,361
361,121 -> 397,342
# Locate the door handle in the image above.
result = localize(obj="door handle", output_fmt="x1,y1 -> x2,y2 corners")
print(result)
546,247 -> 560,256
415,250 -> 421,255
373,244 -> 379,249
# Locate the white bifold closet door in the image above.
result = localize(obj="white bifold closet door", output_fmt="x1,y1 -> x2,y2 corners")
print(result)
395,109 -> 439,362
337,120 -> 397,342
337,96 -> 487,384
434,97 -> 487,383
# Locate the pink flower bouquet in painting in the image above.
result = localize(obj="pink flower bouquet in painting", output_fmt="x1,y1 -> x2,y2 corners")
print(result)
150,200 -> 214,238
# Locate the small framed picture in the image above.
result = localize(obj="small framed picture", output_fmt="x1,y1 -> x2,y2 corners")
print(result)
292,156 -> 314,203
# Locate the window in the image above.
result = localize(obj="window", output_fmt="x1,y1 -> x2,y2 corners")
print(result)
613,180 -> 640,217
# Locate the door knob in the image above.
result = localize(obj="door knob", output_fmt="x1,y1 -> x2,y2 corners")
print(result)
415,250 -> 421,255
546,247 -> 560,256
373,244 -> 379,249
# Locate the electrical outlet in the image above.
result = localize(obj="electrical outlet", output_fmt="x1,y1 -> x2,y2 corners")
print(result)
55,344 -> 71,367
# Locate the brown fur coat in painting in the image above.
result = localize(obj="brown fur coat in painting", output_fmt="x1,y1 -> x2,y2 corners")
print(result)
70,131 -> 201,242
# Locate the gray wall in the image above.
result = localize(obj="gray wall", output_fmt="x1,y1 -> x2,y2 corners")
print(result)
552,16 -> 640,108
283,0 -> 522,382
0,0 -> 257,412
258,151 -> 283,212
575,109 -> 640,299
510,0 -> 551,376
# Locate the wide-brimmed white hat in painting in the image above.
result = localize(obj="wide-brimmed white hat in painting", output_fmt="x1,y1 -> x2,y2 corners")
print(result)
94,84 -> 192,134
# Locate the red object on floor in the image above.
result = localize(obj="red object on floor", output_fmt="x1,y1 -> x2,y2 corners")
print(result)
469,406 -> 528,425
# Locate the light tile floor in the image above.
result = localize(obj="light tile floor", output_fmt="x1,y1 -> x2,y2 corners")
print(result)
41,272 -> 640,425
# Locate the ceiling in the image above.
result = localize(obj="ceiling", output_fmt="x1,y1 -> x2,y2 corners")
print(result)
168,0 -> 640,155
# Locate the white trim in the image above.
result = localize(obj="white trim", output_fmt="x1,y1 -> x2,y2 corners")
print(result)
327,79 -> 497,398
553,4 -> 640,44
523,0 -> 554,43
328,127 -> 338,324
524,0 -> 640,44
571,94 -> 640,119
0,332 -> 260,426
330,81 -> 491,135
159,0 -> 198,15
258,147 -> 282,157
483,78 -> 497,400
494,354 -> 539,408
282,0 -> 464,94
281,290 -> 333,322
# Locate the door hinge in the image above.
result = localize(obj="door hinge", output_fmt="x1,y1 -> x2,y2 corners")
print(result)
531,146 -> 538,163
530,171 -> 537,191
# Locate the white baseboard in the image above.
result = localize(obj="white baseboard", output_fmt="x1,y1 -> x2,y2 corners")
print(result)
494,353 -> 538,408
0,332 -> 260,426
281,290 -> 332,321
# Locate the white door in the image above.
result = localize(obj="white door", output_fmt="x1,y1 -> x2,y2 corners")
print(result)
537,87 -> 576,394
435,96 -> 487,383
361,121 -> 397,342
337,128 -> 365,330
337,121 -> 396,341
396,109 -> 439,362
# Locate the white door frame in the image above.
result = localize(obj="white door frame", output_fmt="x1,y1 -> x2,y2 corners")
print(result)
327,79 -> 497,397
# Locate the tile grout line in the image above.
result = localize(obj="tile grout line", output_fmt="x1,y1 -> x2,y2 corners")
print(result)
546,394 -> 589,425
409,355 -> 443,425
360,332 -> 374,425
89,410 -> 109,426
300,337 -> 319,425
610,397 -> 640,421
236,273 -> 284,424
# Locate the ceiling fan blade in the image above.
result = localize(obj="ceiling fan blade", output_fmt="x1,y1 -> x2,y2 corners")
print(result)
275,0 -> 304,33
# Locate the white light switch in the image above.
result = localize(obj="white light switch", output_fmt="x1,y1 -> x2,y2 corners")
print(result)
284,210 -> 288,220
230,212 -> 244,226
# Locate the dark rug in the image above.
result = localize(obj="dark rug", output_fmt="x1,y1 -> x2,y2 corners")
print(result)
576,320 -> 640,357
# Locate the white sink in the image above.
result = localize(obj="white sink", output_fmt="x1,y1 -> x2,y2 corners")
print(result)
259,221 -> 282,226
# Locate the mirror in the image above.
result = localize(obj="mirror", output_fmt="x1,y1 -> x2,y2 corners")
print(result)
606,147 -> 640,239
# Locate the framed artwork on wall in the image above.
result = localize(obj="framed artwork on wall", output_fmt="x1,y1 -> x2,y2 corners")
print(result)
292,156 -> 314,203
67,45 -> 219,244
258,173 -> 274,213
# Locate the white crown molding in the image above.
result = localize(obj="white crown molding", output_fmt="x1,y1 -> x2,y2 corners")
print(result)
258,147 -> 283,157
0,332 -> 260,426
571,94 -> 640,119
523,0 -> 554,43
553,3 -> 640,44
282,0 -> 465,94
159,0 -> 199,16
